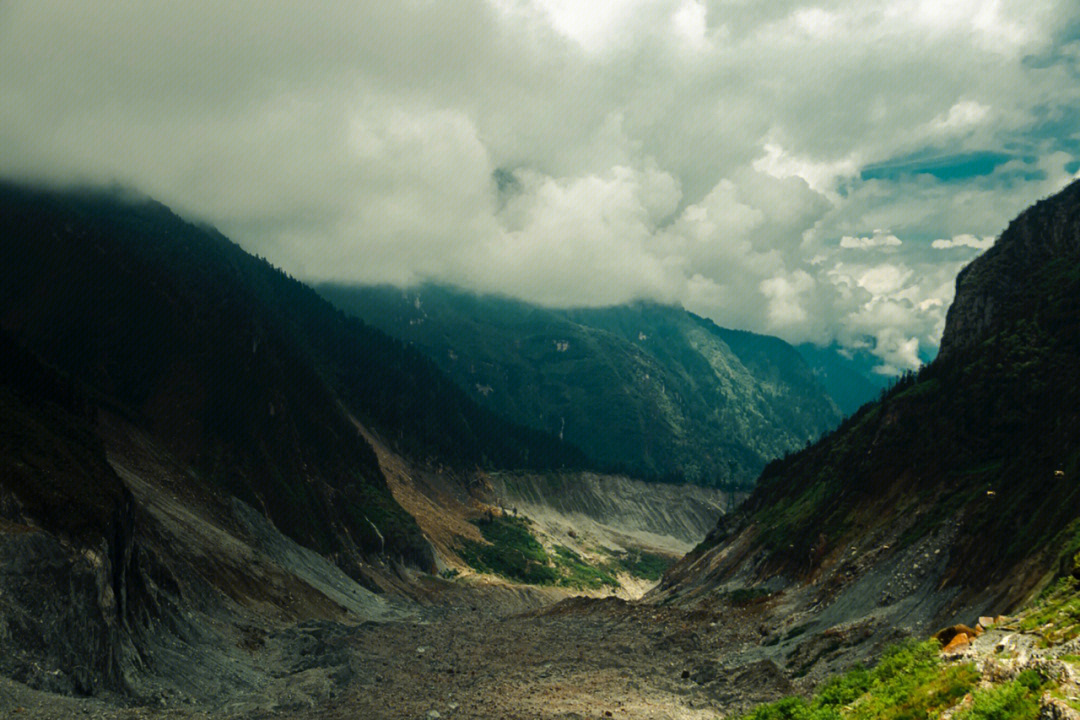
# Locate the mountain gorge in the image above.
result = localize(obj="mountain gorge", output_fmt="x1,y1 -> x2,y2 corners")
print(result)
0,182 -> 727,706
4,178 -> 1080,719
0,183 -> 596,569
318,285 -> 873,488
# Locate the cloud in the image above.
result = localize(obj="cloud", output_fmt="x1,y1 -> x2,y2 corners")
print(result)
932,234 -> 997,250
840,231 -> 903,250
1,0 -> 1079,373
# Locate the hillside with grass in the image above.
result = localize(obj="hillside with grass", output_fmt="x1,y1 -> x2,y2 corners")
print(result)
740,573 -> 1080,720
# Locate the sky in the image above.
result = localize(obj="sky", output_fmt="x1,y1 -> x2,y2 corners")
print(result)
2,1 -> 1079,373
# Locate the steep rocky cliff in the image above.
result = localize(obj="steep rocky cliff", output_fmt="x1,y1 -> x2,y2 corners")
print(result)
656,179 -> 1080,673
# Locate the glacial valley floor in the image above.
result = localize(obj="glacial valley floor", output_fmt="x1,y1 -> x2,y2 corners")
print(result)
1,591 -> 796,720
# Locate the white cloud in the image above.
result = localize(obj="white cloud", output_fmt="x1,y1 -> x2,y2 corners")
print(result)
932,234 -> 996,250
0,0 -> 1077,373
840,231 -> 903,249
671,0 -> 709,50
931,100 -> 992,133
752,143 -> 860,197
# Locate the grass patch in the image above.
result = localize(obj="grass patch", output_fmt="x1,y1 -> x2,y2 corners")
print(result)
606,549 -> 673,581
457,515 -> 558,585
552,545 -> 619,589
1017,576 -> 1080,645
740,639 -> 979,720
457,515 -> 649,589
952,670 -> 1045,720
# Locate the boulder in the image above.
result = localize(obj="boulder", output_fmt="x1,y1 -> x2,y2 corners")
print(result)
933,624 -> 981,648
941,633 -> 971,654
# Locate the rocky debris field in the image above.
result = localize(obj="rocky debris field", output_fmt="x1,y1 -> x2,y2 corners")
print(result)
0,592 -> 798,720
937,618 -> 1080,718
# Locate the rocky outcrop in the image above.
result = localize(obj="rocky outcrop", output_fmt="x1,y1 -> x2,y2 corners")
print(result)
940,179 -> 1080,356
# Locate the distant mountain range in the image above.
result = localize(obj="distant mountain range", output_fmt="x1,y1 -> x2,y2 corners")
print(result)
318,285 -> 884,488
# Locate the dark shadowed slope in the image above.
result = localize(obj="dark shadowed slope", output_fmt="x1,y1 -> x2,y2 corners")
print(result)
660,179 -> 1080,639
318,284 -> 845,488
0,183 -> 586,569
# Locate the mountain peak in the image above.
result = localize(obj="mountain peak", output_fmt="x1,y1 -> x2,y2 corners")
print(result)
940,178 -> 1080,357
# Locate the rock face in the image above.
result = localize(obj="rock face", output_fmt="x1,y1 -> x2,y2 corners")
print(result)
940,180 -> 1080,357
0,337 -> 398,700
656,179 -> 1080,671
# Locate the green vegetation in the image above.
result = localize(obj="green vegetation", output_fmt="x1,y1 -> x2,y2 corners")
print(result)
741,640 -> 980,720
741,631 -> 1057,720
1018,576 -> 1080,645
606,549 -> 673,581
952,671 -> 1045,720
458,515 -> 559,586
456,515 -> 671,588
551,546 -> 619,589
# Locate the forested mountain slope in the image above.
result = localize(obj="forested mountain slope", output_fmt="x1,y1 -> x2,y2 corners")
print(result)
319,284 -> 850,488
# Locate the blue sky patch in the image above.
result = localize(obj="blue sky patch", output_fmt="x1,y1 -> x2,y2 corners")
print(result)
861,151 -> 1013,183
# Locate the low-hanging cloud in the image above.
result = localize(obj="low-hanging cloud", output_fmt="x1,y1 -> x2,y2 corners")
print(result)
2,0 -> 1079,373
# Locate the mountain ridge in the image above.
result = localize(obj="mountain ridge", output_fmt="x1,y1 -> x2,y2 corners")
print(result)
318,284 -> 869,488
654,178 -> 1080,679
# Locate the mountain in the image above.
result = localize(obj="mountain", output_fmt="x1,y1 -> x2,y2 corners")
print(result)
0,182 -> 728,699
0,183 -> 591,564
658,179 -> 1080,672
317,284 -> 844,488
794,342 -> 892,417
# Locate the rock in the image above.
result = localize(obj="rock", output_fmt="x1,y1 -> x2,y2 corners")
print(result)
941,633 -> 971,654
427,711 -> 441,719
978,616 -> 995,629
1041,694 -> 1080,720
933,624 -> 981,648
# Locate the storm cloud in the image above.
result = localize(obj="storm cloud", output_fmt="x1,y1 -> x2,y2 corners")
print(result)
3,1 -> 1079,372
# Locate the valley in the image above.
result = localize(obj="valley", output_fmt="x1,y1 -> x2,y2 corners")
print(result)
3,178 -> 1080,720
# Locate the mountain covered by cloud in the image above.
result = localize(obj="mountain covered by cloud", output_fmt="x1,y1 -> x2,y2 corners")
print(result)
2,0 -> 1078,372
